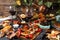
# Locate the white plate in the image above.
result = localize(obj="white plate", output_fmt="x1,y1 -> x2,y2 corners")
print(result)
0,15 -> 16,22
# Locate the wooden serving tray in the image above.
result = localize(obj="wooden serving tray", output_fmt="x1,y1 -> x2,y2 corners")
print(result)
20,32 -> 40,40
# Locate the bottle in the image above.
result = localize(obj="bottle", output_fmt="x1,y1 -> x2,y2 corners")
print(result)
9,6 -> 16,16
49,3 -> 59,13
23,0 -> 28,5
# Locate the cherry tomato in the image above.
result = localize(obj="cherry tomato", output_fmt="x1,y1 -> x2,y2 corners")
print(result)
23,25 -> 29,29
34,20 -> 39,23
17,28 -> 21,38
29,34 -> 33,39
36,28 -> 42,32
25,35 -> 29,38
34,25 -> 38,28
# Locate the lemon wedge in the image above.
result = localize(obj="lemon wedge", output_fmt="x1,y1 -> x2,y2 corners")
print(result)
16,0 -> 21,5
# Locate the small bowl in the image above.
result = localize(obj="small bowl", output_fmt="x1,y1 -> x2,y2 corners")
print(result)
38,24 -> 50,29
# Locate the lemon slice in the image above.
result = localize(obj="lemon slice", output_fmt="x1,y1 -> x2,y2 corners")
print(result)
16,0 -> 21,5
